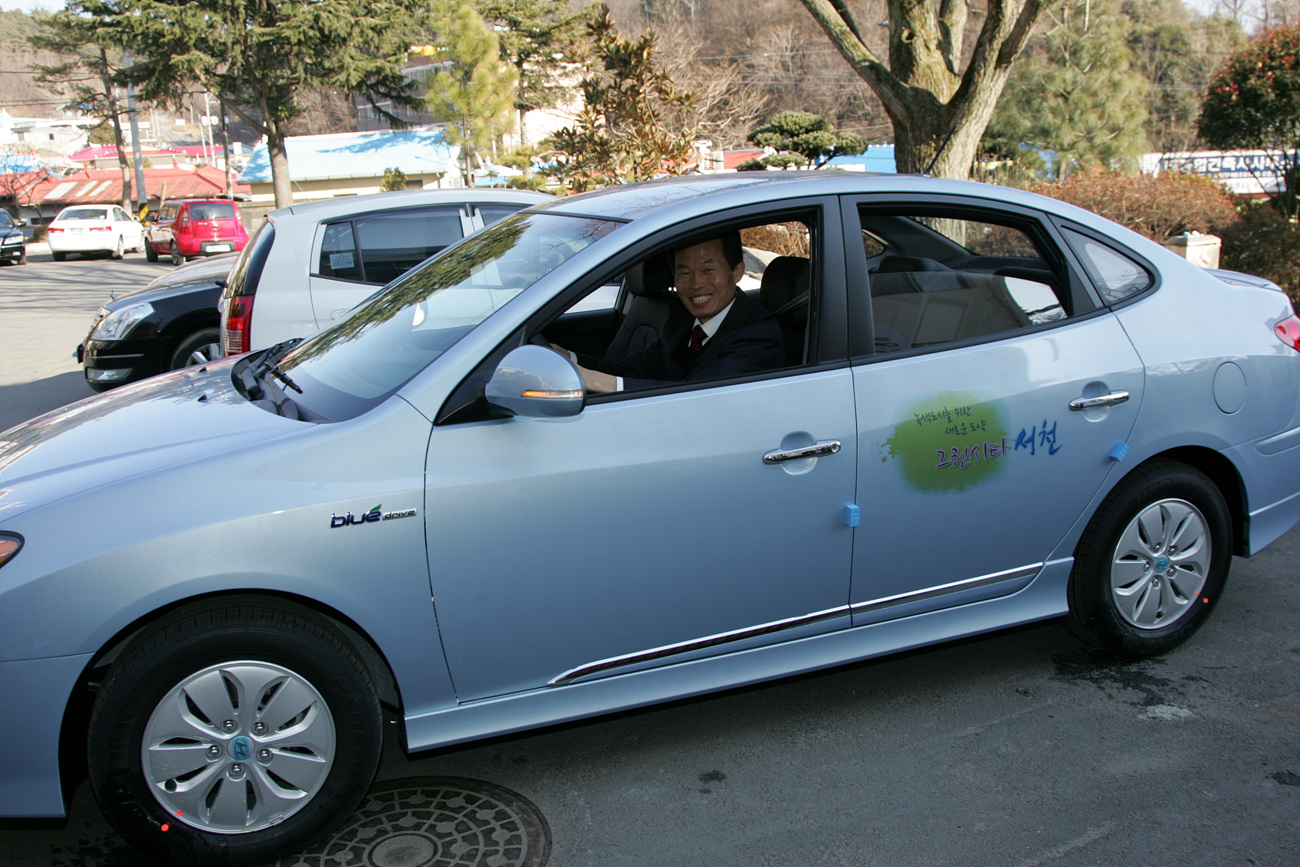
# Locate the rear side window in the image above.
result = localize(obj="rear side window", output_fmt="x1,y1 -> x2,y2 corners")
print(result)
1061,228 -> 1153,305
315,207 -> 465,285
189,202 -> 236,221
476,203 -> 528,227
861,209 -> 1067,354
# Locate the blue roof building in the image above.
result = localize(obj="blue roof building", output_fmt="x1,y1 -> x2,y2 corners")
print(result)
238,126 -> 464,204
824,145 -> 896,173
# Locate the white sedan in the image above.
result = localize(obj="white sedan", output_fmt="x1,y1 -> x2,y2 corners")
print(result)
46,204 -> 146,261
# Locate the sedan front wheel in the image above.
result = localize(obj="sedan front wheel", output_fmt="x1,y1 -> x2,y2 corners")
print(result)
87,599 -> 383,866
1067,460 -> 1232,658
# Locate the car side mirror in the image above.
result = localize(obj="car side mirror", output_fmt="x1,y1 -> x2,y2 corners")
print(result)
485,345 -> 585,418
16,219 -> 27,227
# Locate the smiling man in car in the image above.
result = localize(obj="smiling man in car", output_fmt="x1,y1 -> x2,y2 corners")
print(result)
565,231 -> 786,392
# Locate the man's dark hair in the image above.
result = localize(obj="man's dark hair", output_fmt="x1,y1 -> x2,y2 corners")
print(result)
676,229 -> 744,270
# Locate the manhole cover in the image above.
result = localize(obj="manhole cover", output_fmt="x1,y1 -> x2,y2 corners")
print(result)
273,777 -> 550,867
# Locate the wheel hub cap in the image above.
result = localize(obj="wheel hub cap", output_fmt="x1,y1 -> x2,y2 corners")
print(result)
1110,498 -> 1211,630
141,660 -> 336,834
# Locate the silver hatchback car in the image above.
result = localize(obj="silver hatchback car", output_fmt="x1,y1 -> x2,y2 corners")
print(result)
3,173 -> 1300,865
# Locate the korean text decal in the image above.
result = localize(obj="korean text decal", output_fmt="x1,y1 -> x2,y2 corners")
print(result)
882,393 -> 1063,493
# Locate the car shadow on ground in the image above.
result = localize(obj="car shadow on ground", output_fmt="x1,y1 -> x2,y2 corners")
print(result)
0,372 -> 94,432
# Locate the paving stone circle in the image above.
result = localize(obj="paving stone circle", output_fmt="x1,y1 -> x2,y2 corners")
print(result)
272,777 -> 550,867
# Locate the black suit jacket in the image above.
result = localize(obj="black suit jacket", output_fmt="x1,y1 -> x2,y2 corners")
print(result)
584,289 -> 785,390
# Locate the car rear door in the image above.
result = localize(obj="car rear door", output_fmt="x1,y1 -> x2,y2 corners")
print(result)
843,197 -> 1146,624
307,205 -> 472,330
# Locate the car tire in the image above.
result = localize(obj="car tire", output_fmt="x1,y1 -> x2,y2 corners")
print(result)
52,250 -> 66,261
170,242 -> 183,266
87,598 -> 382,867
170,327 -> 222,370
145,242 -> 158,263
112,236 -> 125,259
1066,460 -> 1232,658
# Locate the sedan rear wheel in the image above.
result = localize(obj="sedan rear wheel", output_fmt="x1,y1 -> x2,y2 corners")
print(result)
1066,461 -> 1232,657
112,235 -> 124,259
52,250 -> 66,261
87,599 -> 382,867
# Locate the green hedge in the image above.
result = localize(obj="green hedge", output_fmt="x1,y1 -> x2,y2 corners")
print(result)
1030,171 -> 1300,304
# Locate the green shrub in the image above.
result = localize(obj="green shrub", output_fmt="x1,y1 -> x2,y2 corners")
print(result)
1030,170 -> 1239,242
1217,202 -> 1300,304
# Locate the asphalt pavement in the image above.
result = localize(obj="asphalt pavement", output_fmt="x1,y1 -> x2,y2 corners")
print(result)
0,248 -> 1297,866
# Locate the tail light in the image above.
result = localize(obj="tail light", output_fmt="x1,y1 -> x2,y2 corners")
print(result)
1276,315 -> 1300,352
47,227 -> 63,233
223,295 -> 254,355
178,213 -> 190,228
90,225 -> 111,232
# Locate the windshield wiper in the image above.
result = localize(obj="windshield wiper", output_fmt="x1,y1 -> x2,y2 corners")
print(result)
251,338 -> 304,394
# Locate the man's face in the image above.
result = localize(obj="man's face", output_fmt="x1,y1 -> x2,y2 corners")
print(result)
674,239 -> 743,323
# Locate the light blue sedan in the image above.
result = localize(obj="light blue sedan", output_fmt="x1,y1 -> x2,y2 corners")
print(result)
3,173 -> 1300,865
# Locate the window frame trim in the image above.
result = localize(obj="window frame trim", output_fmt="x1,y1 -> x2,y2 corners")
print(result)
841,194 -> 1099,362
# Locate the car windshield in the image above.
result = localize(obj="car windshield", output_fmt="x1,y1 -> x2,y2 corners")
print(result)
276,212 -> 618,418
60,208 -> 108,221
0,212 -> 13,228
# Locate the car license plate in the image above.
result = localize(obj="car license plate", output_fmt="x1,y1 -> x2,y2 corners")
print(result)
69,228 -> 83,234
210,244 -> 231,252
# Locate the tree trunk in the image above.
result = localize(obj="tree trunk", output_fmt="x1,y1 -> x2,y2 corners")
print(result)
100,48 -> 132,211
267,124 -> 293,208
800,0 -> 1044,180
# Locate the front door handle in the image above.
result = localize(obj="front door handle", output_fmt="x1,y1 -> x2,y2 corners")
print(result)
763,440 -> 842,464
1070,391 -> 1130,411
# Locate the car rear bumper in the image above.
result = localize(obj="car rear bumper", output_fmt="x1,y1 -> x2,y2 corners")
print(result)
0,653 -> 93,818
48,234 -> 117,253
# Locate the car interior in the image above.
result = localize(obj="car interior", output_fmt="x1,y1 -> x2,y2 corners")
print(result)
860,211 -> 1067,353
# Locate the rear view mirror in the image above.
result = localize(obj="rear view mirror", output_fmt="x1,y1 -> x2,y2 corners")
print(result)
485,345 -> 585,418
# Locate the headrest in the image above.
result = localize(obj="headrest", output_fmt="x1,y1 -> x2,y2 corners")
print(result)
760,256 -> 810,312
624,256 -> 675,298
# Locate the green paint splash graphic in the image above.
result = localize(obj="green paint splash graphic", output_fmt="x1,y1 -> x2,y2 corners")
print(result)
882,392 -> 1010,493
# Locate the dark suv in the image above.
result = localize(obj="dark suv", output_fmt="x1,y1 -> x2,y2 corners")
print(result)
145,198 -> 249,265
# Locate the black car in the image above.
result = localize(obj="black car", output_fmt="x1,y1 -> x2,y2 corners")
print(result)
77,254 -> 234,391
0,210 -> 26,265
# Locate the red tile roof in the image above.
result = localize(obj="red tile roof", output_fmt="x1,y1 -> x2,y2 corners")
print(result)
26,166 -> 248,206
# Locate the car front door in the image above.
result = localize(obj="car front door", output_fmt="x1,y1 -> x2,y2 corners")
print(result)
422,205 -> 859,702
844,198 -> 1146,624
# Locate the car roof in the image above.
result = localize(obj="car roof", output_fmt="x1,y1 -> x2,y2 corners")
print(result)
267,188 -> 553,223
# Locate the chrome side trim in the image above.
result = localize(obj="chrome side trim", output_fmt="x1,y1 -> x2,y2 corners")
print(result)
547,606 -> 849,687
848,564 -> 1042,617
548,565 -> 1044,687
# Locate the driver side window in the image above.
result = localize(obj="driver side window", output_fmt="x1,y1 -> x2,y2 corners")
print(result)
542,216 -> 816,394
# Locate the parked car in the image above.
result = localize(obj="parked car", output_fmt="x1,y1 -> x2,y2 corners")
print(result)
144,198 -> 249,265
5,173 -> 1300,867
76,254 -> 237,391
219,188 -> 551,354
0,210 -> 25,265
45,204 -> 145,260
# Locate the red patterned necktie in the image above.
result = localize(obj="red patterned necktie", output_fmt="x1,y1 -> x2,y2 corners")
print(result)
689,324 -> 706,353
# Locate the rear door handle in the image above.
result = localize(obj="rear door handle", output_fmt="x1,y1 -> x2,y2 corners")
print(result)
763,440 -> 842,464
1070,391 -> 1130,411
